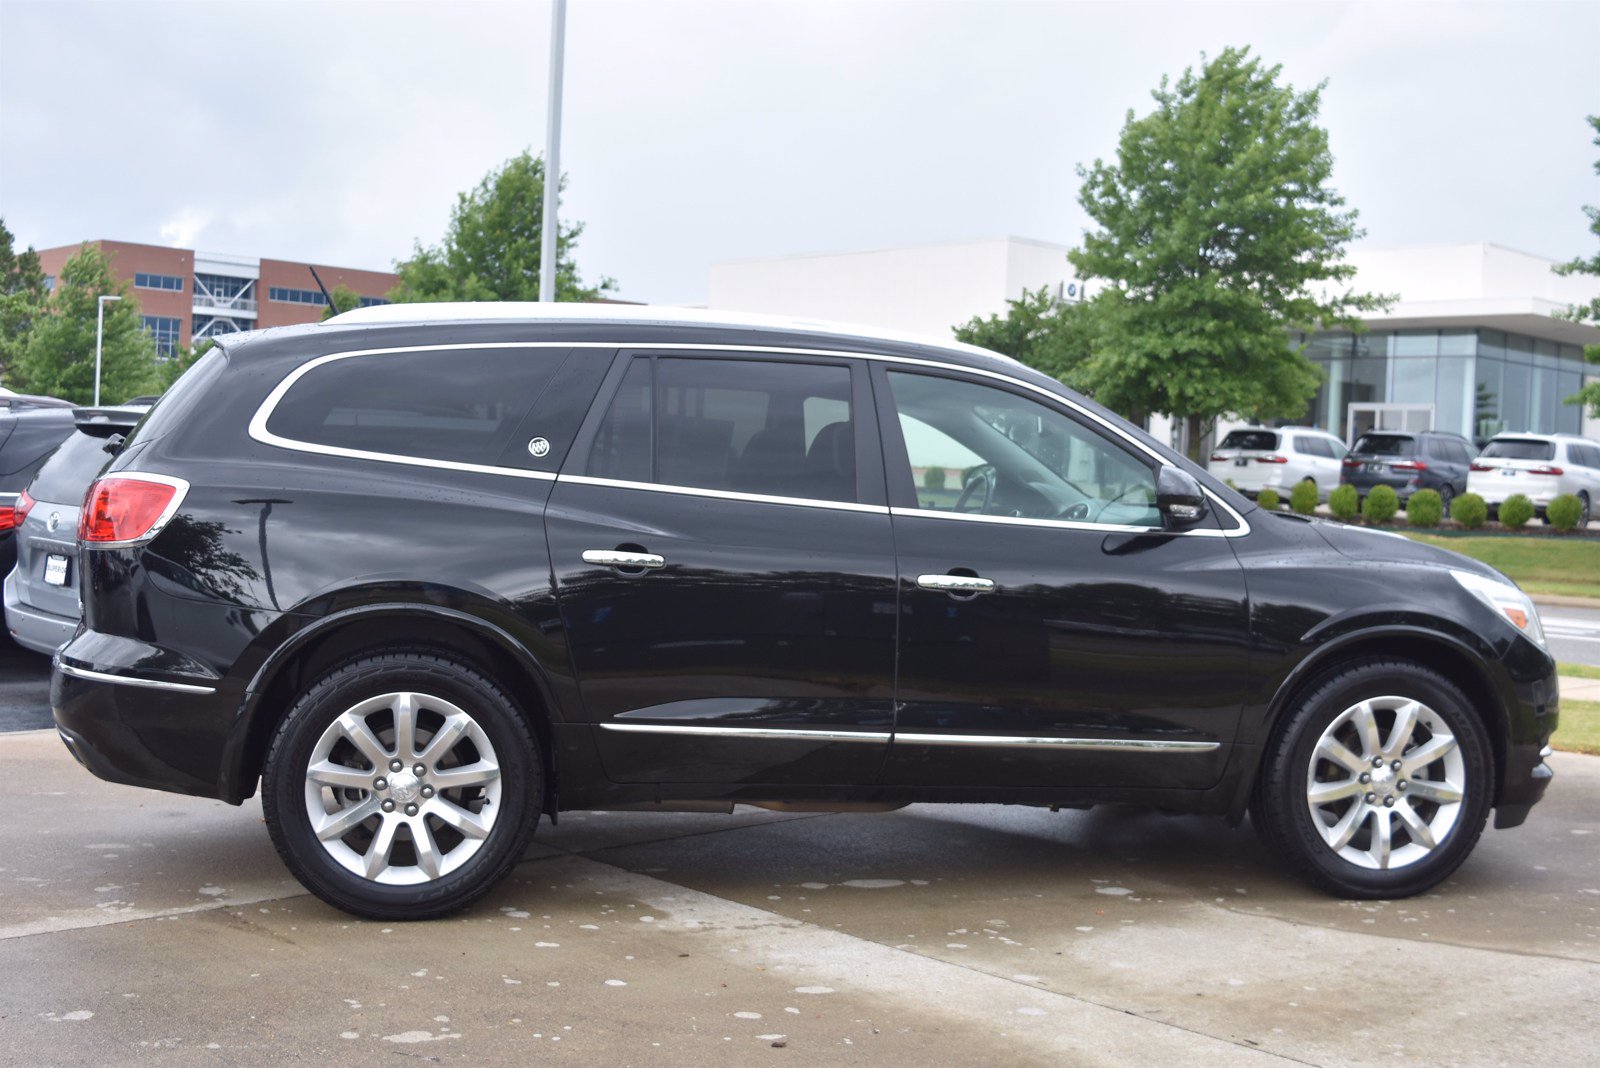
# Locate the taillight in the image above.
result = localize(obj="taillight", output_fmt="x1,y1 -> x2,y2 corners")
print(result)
1527,465 -> 1564,476
79,475 -> 188,546
1255,455 -> 1288,464
0,489 -> 33,533
1391,460 -> 1428,471
1341,457 -> 1362,467
1469,463 -> 1492,472
1209,454 -> 1227,463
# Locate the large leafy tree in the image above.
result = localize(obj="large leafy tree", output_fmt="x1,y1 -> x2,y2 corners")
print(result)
13,244 -> 158,404
0,220 -> 49,386
953,287 -> 1096,387
1070,47 -> 1388,457
1556,115 -> 1600,418
390,150 -> 616,303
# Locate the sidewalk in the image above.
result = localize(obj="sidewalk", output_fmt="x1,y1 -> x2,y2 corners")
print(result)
1560,675 -> 1600,702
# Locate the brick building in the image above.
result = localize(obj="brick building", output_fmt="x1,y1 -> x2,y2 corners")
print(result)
35,240 -> 399,356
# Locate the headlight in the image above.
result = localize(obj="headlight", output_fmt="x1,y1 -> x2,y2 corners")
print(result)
1450,569 -> 1546,648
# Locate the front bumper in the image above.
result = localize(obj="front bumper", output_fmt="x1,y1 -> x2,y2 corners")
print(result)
1492,651 -> 1559,829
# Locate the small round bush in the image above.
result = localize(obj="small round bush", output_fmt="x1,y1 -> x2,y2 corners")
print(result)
1362,484 -> 1399,524
1329,484 -> 1359,521
1256,487 -> 1280,511
1545,493 -> 1583,532
1289,479 -> 1319,516
1453,492 -> 1487,529
922,466 -> 947,492
1406,488 -> 1444,528
1499,493 -> 1534,530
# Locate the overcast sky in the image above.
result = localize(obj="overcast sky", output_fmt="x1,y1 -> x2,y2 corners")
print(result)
2,0 -> 1595,305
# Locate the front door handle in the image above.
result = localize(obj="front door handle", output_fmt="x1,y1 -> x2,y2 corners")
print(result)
916,573 -> 996,595
583,549 -> 665,570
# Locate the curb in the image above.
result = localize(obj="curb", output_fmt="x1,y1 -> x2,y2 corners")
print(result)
1534,594 -> 1600,610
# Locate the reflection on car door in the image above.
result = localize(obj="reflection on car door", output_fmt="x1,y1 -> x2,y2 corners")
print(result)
545,352 -> 897,786
874,365 -> 1252,790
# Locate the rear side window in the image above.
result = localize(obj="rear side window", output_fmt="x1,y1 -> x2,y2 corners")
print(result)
1293,435 -> 1336,458
1352,433 -> 1415,456
1480,438 -> 1554,461
1219,430 -> 1278,451
586,356 -> 857,503
1569,443 -> 1599,468
27,432 -> 112,503
264,347 -> 566,466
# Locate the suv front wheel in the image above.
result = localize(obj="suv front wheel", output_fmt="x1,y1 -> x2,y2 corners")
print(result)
1252,659 -> 1492,898
262,652 -> 542,919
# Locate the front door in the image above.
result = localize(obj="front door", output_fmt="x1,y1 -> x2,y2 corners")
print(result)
545,351 -> 896,786
875,365 -> 1252,790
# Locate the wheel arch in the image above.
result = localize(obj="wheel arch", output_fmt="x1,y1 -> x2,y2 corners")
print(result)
221,603 -> 564,811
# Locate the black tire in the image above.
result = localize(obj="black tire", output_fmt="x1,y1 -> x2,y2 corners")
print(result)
1439,484 -> 1454,518
1251,658 -> 1493,899
1581,492 -> 1593,529
262,651 -> 542,920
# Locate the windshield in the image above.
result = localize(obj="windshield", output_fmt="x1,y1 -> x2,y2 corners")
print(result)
1480,439 -> 1554,461
1352,433 -> 1416,456
1218,430 -> 1278,451
27,431 -> 110,504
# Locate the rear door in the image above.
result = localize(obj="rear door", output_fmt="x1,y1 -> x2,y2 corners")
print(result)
544,350 -> 897,786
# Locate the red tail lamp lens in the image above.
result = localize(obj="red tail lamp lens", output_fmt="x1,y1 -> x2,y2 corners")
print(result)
79,477 -> 184,545
1255,455 -> 1289,464
0,489 -> 33,533
1527,465 -> 1564,476
1469,463 -> 1492,472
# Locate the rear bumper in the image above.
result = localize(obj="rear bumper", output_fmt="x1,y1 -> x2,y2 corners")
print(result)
3,569 -> 77,655
1470,482 -> 1559,508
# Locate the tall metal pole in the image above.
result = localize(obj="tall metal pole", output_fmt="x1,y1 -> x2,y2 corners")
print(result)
539,0 -> 567,303
94,295 -> 121,407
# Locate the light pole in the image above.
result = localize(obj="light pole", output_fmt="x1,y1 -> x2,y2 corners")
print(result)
539,0 -> 567,303
94,295 -> 122,407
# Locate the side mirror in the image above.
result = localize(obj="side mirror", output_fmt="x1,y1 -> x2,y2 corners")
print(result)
1156,467 -> 1208,530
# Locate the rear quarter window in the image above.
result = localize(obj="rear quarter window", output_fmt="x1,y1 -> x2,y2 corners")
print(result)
27,432 -> 113,503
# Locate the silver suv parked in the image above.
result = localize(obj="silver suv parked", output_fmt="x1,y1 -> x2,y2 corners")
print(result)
1207,426 -> 1347,502
1468,434 -> 1600,527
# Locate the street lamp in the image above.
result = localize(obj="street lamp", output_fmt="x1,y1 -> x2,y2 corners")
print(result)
94,295 -> 122,407
539,0 -> 567,303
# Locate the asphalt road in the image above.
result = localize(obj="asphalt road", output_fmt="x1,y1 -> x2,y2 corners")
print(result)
0,729 -> 1594,1066
1544,605 -> 1600,668
0,639 -> 51,733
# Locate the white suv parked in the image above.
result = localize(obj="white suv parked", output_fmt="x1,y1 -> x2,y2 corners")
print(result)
1207,426 -> 1347,502
1468,434 -> 1600,526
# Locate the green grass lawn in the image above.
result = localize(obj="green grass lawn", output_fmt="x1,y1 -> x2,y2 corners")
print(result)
1554,698 -> 1600,757
1403,534 -> 1600,600
1559,662 -> 1600,681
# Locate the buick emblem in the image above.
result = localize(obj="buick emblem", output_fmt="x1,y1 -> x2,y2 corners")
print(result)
527,437 -> 551,458
46,511 -> 61,532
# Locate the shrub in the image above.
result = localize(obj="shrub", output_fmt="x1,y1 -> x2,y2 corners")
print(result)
1546,493 -> 1584,532
1453,492 -> 1487,530
922,466 -> 947,492
1406,489 -> 1443,528
1329,484 -> 1359,521
1362,484 -> 1399,524
1289,480 -> 1319,516
1499,493 -> 1534,530
1256,487 -> 1280,511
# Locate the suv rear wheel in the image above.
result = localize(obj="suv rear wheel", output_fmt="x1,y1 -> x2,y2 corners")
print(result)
1252,659 -> 1492,898
262,652 -> 541,919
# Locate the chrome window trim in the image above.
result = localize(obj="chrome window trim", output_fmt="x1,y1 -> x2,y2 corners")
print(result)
889,506 -> 1165,536
600,723 -> 890,742
79,471 -> 192,550
244,340 -> 1248,537
894,732 -> 1219,752
56,660 -> 217,695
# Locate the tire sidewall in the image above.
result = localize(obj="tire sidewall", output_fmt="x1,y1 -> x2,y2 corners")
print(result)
1276,662 -> 1492,897
263,655 -> 540,919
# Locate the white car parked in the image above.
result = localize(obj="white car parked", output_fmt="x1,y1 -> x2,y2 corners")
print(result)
1467,433 -> 1600,526
1207,426 -> 1347,502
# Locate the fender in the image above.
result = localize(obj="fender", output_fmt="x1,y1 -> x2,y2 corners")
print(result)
216,600 -> 568,803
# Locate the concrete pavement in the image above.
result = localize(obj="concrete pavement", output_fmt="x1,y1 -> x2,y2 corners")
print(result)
0,729 -> 1595,1066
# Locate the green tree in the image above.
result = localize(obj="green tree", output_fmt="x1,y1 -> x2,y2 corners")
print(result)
1555,115 -> 1600,418
320,284 -> 363,321
390,150 -> 616,303
0,220 -> 49,386
953,287 -> 1096,387
13,244 -> 158,404
1069,47 -> 1389,458
157,338 -> 215,391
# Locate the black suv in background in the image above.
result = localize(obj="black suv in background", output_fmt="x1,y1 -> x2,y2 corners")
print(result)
1340,430 -> 1477,513
53,306 -> 1558,919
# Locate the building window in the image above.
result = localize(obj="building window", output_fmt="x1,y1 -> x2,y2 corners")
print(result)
359,295 -> 389,307
134,271 -> 184,292
141,315 -> 183,357
193,314 -> 249,340
43,275 -> 55,292
268,286 -> 328,306
194,273 -> 251,300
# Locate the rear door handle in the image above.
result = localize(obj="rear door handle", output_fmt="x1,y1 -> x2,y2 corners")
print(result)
916,573 -> 996,595
583,549 -> 665,570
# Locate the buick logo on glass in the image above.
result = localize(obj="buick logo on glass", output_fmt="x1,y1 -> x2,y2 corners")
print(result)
527,437 -> 551,458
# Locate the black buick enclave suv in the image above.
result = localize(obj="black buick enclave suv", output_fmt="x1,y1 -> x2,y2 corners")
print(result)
52,305 -> 1558,919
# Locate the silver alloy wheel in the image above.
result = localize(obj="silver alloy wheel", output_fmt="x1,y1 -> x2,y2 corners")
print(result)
303,691 -> 503,885
1305,695 -> 1465,870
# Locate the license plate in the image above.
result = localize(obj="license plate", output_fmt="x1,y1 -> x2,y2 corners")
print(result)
1366,462 -> 1385,473
1500,469 -> 1518,478
43,554 -> 70,587
1234,458 -> 1248,467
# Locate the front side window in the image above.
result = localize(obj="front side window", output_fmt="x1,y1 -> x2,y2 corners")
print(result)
264,347 -> 565,466
886,371 -> 1158,527
586,357 -> 857,502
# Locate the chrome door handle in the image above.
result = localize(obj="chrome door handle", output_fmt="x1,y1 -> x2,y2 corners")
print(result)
917,573 -> 995,594
583,549 -> 665,570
